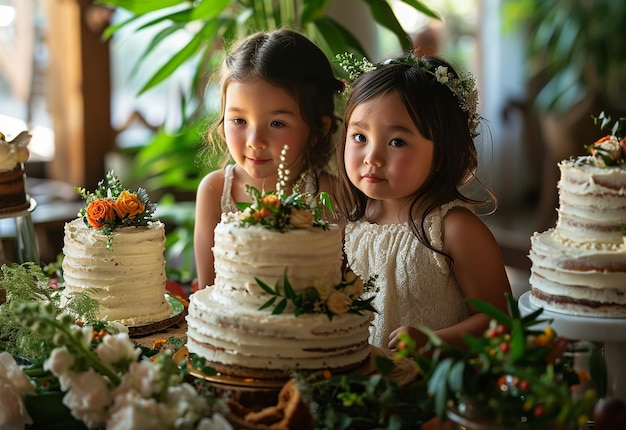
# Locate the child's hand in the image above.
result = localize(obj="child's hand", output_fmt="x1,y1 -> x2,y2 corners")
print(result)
388,325 -> 427,350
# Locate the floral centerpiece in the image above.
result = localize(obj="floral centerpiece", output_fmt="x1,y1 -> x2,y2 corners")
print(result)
0,264 -> 231,430
76,171 -> 157,248
236,146 -> 334,231
396,294 -> 604,429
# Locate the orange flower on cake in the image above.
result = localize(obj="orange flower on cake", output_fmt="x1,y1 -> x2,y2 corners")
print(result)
114,190 -> 145,220
86,199 -> 116,229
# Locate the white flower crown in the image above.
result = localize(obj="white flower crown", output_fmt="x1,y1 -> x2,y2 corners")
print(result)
336,52 -> 481,138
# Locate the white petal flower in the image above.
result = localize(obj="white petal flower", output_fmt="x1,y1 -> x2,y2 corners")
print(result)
0,352 -> 35,429
62,369 -> 112,428
112,360 -> 158,399
196,414 -> 234,430
96,332 -> 141,369
43,347 -> 76,391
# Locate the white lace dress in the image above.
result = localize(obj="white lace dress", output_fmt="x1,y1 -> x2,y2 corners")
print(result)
344,201 -> 472,348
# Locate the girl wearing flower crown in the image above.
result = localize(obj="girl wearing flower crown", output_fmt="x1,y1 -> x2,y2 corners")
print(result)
335,53 -> 512,350
194,29 -> 344,290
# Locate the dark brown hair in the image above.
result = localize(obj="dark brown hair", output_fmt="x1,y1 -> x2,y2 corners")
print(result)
205,29 -> 344,179
335,55 -> 494,257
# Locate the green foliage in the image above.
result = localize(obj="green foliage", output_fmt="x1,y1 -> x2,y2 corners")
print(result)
296,355 -> 435,429
257,270 -> 377,320
502,0 -> 626,113
0,263 -> 101,363
397,294 -> 602,428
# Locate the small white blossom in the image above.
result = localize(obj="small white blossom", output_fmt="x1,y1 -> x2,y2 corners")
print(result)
96,332 -> 141,370
0,352 -> 35,429
62,369 -> 112,428
44,347 -> 76,391
112,360 -> 159,399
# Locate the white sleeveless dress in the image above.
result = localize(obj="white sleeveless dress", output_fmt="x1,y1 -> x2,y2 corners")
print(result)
344,201 -> 472,348
220,164 -> 318,213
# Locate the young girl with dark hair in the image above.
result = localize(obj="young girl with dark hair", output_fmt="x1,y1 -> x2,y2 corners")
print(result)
194,29 -> 344,290
335,53 -> 512,350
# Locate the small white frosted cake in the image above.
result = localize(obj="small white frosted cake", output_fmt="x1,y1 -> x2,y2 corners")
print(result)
62,172 -> 172,326
63,219 -> 172,326
187,189 -> 374,379
529,134 -> 626,317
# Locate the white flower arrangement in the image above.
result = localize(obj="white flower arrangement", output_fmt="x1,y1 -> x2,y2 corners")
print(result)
1,302 -> 232,430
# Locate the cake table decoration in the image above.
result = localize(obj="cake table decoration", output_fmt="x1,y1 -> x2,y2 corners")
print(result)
61,171 -> 179,330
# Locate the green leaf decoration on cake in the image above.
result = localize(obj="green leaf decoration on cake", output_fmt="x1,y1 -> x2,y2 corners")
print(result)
257,270 -> 378,320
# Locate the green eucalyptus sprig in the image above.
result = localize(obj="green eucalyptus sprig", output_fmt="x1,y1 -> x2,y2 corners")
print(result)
257,271 -> 377,320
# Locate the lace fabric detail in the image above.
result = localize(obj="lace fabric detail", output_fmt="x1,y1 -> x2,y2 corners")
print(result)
344,200 -> 472,348
220,164 -> 318,214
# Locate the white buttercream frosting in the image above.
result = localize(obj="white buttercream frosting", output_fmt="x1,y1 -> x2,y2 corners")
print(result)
62,218 -> 172,326
529,158 -> 626,318
186,215 -> 373,373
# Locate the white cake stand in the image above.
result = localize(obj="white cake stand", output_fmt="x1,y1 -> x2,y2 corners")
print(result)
518,291 -> 626,402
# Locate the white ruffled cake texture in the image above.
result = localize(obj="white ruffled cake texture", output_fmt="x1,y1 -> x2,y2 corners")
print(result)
186,214 -> 372,375
529,157 -> 626,317
62,219 -> 173,326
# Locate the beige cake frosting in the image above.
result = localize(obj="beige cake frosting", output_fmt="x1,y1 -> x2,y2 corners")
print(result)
186,213 -> 372,378
529,137 -> 626,318
62,218 -> 172,326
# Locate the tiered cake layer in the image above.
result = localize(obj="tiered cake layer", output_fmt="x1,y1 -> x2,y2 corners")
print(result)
62,218 -> 172,326
186,217 -> 372,378
529,157 -> 626,317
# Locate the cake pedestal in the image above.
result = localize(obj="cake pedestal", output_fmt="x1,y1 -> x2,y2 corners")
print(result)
518,291 -> 626,402
0,197 -> 39,265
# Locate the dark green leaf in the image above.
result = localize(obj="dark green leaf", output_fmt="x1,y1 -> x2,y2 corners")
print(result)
256,278 -> 277,295
273,298 -> 288,315
258,296 -> 277,311
362,0 -> 412,51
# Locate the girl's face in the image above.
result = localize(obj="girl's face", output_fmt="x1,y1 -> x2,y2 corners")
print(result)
344,91 -> 434,203
224,78 -> 311,183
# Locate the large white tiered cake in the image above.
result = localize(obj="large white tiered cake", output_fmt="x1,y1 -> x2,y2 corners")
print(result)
186,187 -> 374,379
62,172 -> 172,326
529,133 -> 626,317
